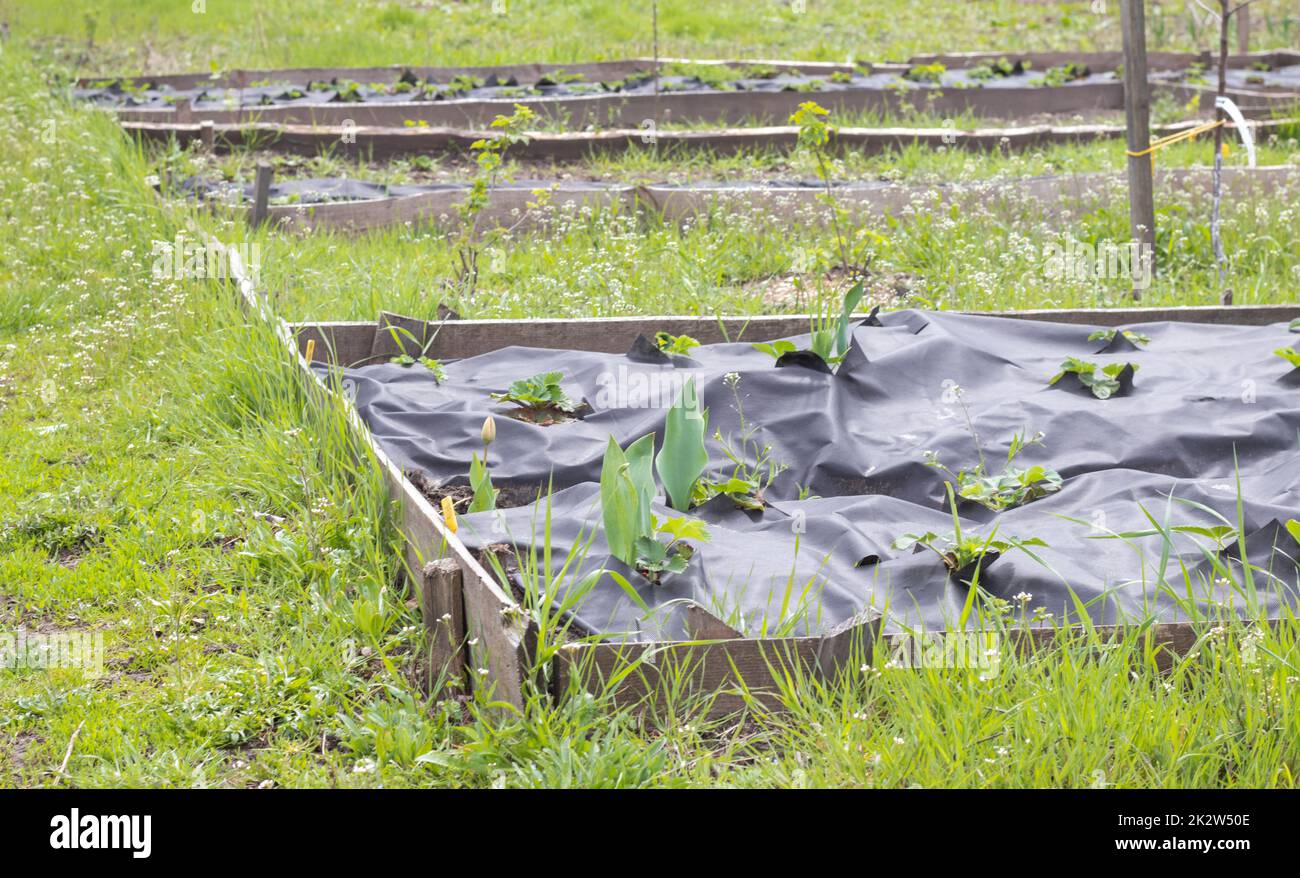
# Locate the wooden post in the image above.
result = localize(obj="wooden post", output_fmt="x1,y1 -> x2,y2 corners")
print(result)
1236,2 -> 1249,55
418,558 -> 467,692
174,96 -> 192,124
249,162 -> 273,228
200,120 -> 215,153
1120,0 -> 1156,299
1212,1 -> 1232,304
651,0 -> 660,98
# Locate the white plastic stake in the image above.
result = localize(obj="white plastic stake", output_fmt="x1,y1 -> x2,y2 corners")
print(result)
1214,95 -> 1256,168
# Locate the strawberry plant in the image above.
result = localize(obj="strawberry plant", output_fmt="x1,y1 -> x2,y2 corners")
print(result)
491,371 -> 577,423
893,489 -> 1047,583
1048,358 -> 1138,399
968,57 -> 1023,81
654,332 -> 699,356
1034,62 -> 1089,87
1088,328 -> 1150,347
1275,347 -> 1300,368
692,474 -> 765,511
903,62 -> 946,84
752,339 -> 797,361
635,515 -> 710,581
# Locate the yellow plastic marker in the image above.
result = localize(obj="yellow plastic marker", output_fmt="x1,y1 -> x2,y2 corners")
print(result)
304,338 -> 316,362
441,496 -> 458,533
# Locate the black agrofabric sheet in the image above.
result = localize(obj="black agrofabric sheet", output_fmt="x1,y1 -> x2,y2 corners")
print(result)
181,176 -> 895,206
181,177 -> 617,205
320,310 -> 1300,641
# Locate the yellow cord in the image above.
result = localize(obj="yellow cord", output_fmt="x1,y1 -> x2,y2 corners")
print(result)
1126,119 -> 1226,169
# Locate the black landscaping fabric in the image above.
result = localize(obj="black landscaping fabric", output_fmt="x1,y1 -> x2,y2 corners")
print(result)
180,176 -> 618,205
181,176 -> 889,205
319,310 -> 1300,642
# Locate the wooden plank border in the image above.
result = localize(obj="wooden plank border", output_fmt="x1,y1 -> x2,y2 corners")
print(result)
306,304 -> 1300,363
198,225 -> 533,710
120,115 -> 1295,162
216,165 -> 1300,236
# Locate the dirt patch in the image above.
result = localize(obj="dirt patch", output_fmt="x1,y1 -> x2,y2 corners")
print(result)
5,731 -> 44,781
52,547 -> 86,569
748,268 -> 919,309
406,469 -> 544,513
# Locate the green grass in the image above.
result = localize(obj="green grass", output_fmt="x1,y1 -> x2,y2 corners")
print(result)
227,159 -> 1297,323
3,6 -> 1300,789
15,0 -> 1300,75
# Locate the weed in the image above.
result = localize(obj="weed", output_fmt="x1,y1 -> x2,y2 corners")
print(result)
925,428 -> 1062,513
390,354 -> 448,381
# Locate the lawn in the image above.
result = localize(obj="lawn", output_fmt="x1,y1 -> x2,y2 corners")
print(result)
2,1 -> 1299,788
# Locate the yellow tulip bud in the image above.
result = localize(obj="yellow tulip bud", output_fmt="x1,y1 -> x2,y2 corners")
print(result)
481,415 -> 497,446
440,496 -> 458,533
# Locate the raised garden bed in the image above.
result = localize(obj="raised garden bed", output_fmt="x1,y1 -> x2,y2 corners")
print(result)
186,165 -> 1300,234
290,303 -> 1300,715
123,115 -> 1293,163
80,51 -> 1300,128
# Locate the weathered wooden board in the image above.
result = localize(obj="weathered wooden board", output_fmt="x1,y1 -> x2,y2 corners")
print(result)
298,326 -> 534,709
554,606 -> 881,715
217,165 -> 1300,236
301,303 -> 1300,366
1158,82 -> 1300,112
121,115 -> 1293,164
264,184 -> 633,234
418,558 -> 468,689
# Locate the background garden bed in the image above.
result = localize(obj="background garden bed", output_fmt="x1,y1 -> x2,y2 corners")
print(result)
82,51 -> 1300,128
